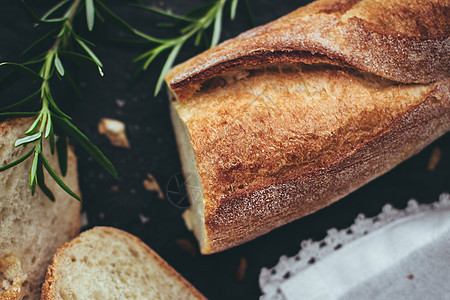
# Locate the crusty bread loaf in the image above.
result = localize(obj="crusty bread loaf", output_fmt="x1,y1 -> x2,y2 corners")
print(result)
0,118 -> 81,300
166,0 -> 450,254
41,227 -> 205,300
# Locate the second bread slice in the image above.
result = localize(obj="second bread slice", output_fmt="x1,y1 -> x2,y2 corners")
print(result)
41,227 -> 205,300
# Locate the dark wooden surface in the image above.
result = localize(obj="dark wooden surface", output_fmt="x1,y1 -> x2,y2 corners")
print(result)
1,1 -> 449,299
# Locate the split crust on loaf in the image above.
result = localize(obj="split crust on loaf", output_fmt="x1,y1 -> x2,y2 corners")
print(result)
41,227 -> 205,300
166,0 -> 450,254
0,118 -> 81,299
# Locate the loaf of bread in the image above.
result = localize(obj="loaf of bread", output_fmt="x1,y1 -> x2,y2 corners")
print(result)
41,227 -> 205,300
0,118 -> 81,299
166,0 -> 450,254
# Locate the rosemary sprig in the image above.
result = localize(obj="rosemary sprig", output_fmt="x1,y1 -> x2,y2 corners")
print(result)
0,0 -> 117,201
1,0 -> 249,201
132,0 -> 240,96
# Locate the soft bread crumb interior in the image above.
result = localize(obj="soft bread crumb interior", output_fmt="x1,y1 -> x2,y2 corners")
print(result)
0,118 -> 80,299
51,227 -> 201,300
169,98 -> 207,252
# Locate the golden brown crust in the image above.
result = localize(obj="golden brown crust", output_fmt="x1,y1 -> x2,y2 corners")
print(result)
174,63 -> 449,253
40,262 -> 56,300
41,227 -> 206,300
166,0 -> 449,101
200,81 -> 449,253
0,117 -> 34,133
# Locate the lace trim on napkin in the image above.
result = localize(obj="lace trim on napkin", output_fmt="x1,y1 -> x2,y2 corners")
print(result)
259,193 -> 450,300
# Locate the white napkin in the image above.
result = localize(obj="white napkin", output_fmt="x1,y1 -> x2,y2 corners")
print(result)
260,193 -> 450,300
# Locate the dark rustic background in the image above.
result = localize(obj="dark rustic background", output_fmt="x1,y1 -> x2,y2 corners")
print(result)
1,1 -> 449,299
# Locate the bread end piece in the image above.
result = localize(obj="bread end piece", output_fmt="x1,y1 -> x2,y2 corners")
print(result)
0,118 -> 81,299
41,226 -> 206,300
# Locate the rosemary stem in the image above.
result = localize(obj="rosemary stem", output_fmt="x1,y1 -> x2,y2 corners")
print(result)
37,0 -> 82,131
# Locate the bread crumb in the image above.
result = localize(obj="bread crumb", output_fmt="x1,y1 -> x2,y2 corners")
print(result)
138,214 -> 150,224
115,99 -> 125,107
235,257 -> 247,282
80,212 -> 89,228
98,118 -> 130,148
110,185 -> 119,192
407,274 -> 414,280
427,147 -> 441,171
175,239 -> 197,257
143,174 -> 164,199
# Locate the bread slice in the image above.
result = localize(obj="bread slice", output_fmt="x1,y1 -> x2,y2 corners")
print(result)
41,227 -> 205,300
166,0 -> 450,254
0,118 -> 81,299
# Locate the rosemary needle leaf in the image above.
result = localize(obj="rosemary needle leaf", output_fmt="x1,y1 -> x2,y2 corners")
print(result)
15,132 -> 42,147
37,157 -> 55,202
54,53 -> 65,76
230,0 -> 238,20
21,0 -> 67,25
23,56 -> 47,66
30,151 -> 39,192
49,126 -> 55,155
186,2 -> 217,19
154,42 -> 183,96
63,71 -> 83,100
133,47 -> 159,64
95,0 -> 163,44
142,50 -> 162,70
40,153 -> 82,201
75,39 -> 103,67
0,148 -> 34,172
0,89 -> 40,112
86,0 -> 95,31
156,22 -> 177,28
20,0 -> 45,24
180,22 -> 196,34
44,89 -> 72,120
98,66 -> 104,76
133,29 -> 166,44
211,4 -> 224,47
132,3 -> 196,22
56,134 -> 68,176
54,117 -> 118,178
138,44 -> 168,70
0,62 -> 42,82
71,31 -> 96,47
194,30 -> 203,46
94,0 -> 135,33
41,0 -> 70,21
24,113 -> 42,135
45,115 -> 52,138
